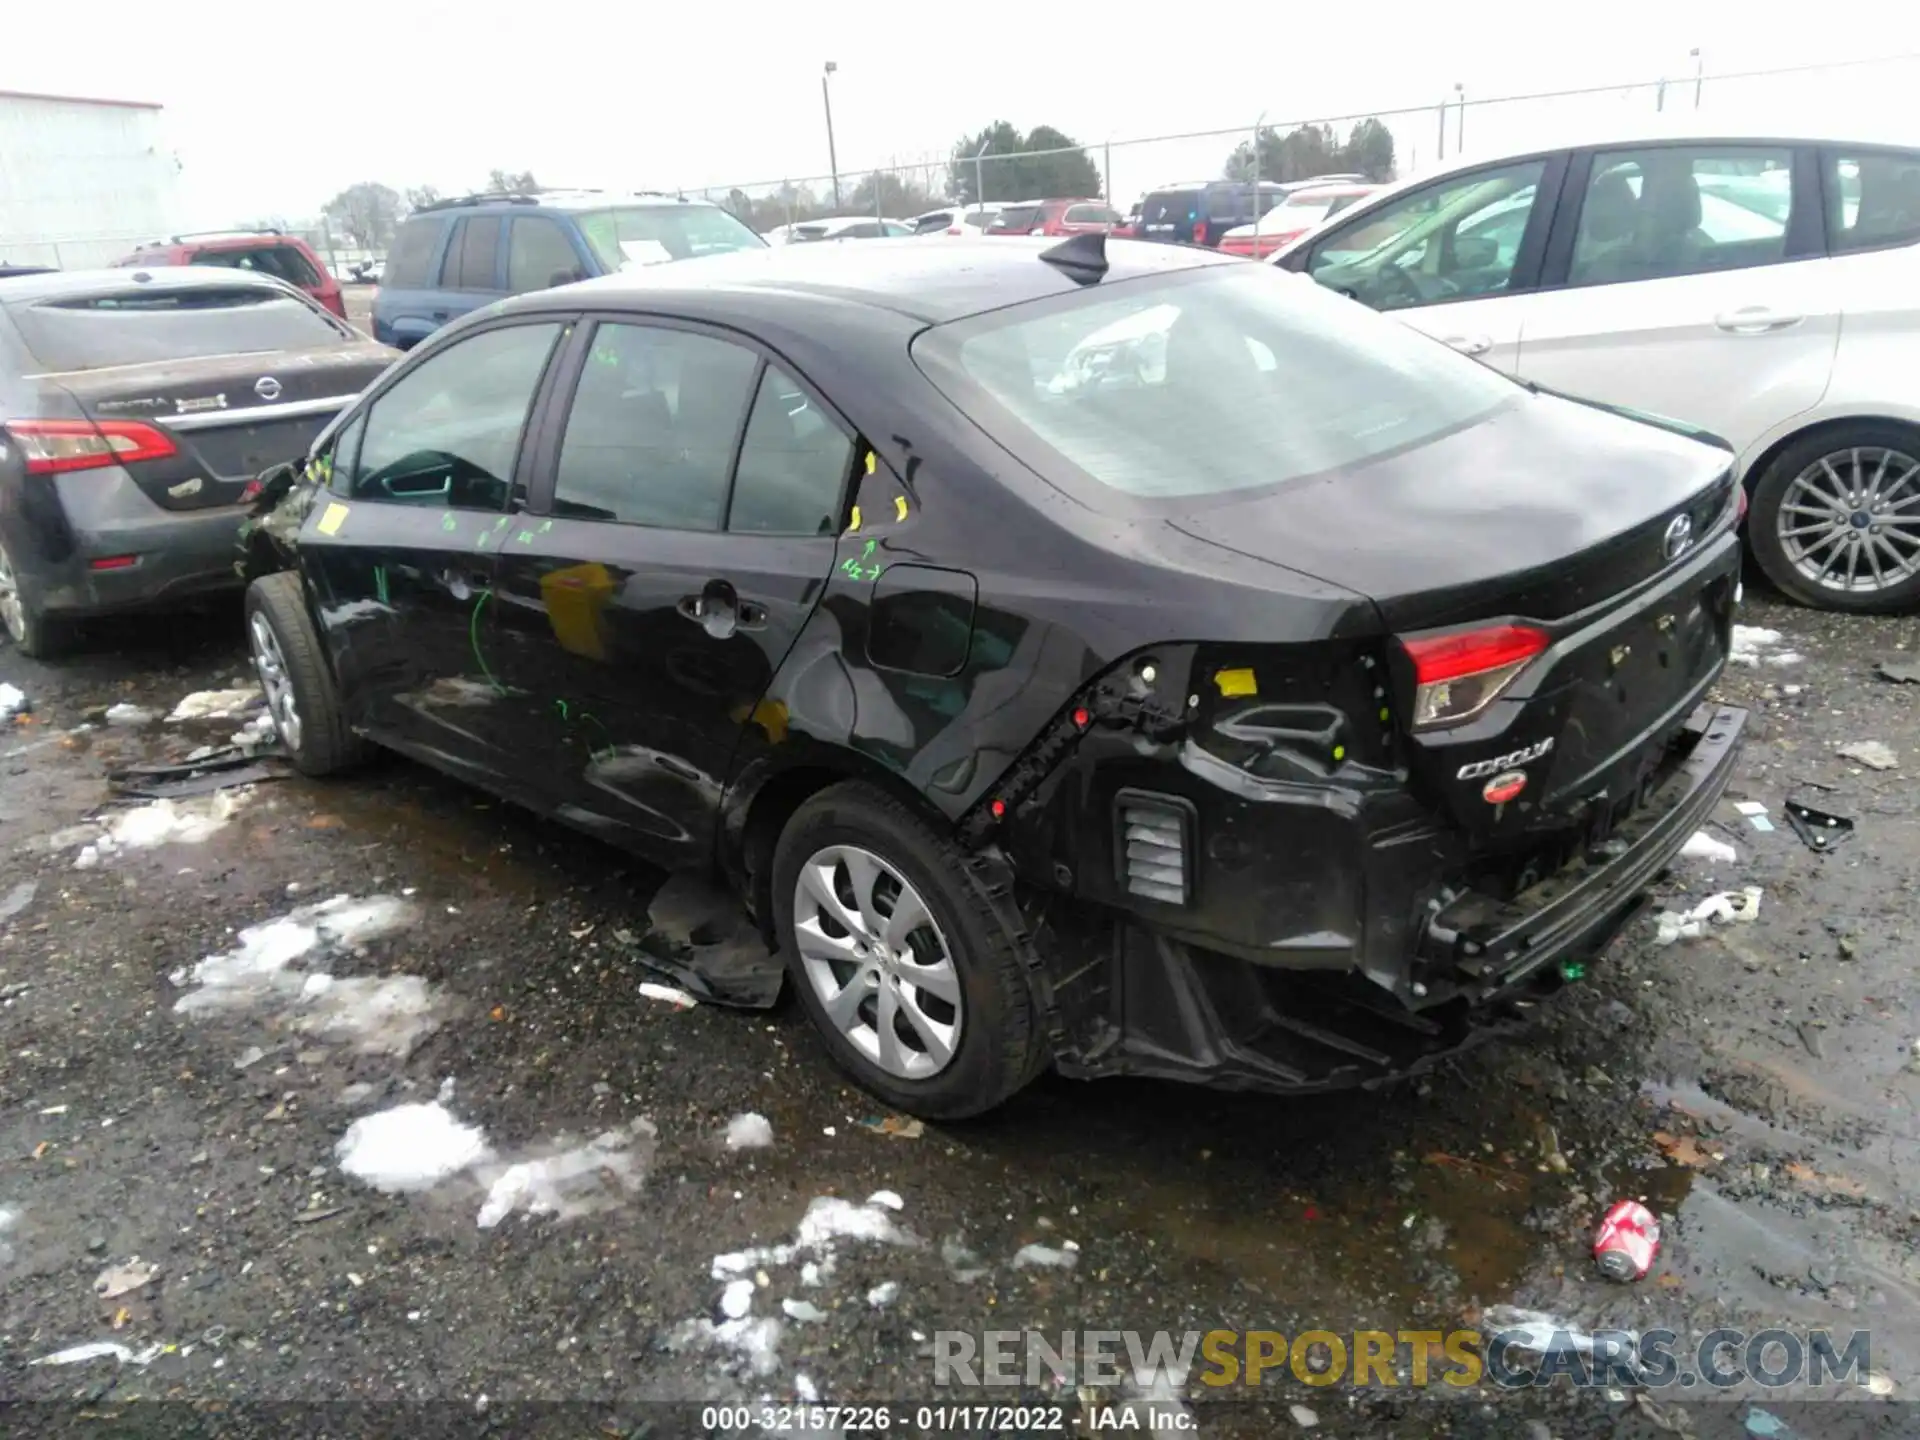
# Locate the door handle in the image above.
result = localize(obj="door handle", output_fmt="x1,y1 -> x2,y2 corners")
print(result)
1442,334 -> 1493,356
736,600 -> 768,630
1714,306 -> 1803,334
431,310 -> 450,321
677,580 -> 741,639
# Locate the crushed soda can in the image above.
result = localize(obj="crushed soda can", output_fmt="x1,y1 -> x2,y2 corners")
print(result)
1594,1199 -> 1660,1281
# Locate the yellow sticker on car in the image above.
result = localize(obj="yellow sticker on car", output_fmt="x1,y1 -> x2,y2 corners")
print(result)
316,503 -> 350,536
1214,667 -> 1258,698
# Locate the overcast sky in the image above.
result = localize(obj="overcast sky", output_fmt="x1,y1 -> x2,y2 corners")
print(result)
10,0 -> 1920,226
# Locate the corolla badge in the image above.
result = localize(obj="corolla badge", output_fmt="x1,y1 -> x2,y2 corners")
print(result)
1663,513 -> 1694,562
1456,737 -> 1554,781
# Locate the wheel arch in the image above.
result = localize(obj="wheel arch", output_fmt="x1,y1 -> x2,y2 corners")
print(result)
723,748 -> 961,950
1738,410 -> 1920,494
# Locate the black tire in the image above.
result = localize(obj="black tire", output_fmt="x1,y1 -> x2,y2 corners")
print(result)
0,534 -> 73,659
1748,422 -> 1920,613
244,572 -> 366,776
771,781 -> 1048,1120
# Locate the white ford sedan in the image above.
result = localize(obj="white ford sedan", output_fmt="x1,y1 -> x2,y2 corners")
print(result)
1273,125 -> 1920,612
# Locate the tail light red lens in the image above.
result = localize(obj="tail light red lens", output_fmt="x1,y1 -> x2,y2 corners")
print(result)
1400,623 -> 1550,730
6,419 -> 178,475
1736,486 -> 1749,523
1193,222 -> 1209,246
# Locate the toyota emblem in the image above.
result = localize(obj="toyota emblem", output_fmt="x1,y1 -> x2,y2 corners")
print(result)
1662,513 -> 1694,562
254,375 -> 282,401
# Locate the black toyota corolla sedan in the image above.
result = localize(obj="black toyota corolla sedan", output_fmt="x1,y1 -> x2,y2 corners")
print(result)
239,235 -> 1746,1118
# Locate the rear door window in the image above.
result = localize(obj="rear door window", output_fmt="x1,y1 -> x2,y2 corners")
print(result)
1824,146 -> 1920,253
1065,205 -> 1121,225
507,216 -> 583,293
728,365 -> 854,535
190,244 -> 322,288
384,218 -> 443,288
994,206 -> 1044,231
1140,190 -> 1200,231
913,212 -> 955,234
439,216 -> 503,291
8,286 -> 349,372
1568,145 -> 1791,286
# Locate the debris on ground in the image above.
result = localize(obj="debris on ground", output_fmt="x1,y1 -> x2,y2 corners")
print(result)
1481,1305 -> 1633,1358
29,1340 -> 170,1367
1731,626 -> 1798,667
336,1101 -> 493,1193
93,1258 -> 160,1299
103,702 -> 158,726
1836,739 -> 1897,771
1594,1198 -> 1661,1281
1653,1131 -> 1721,1168
1654,887 -> 1762,944
724,1112 -> 774,1151
0,682 -> 27,719
474,1120 -> 658,1229
866,1281 -> 900,1308
1785,799 -> 1855,852
859,1114 -> 925,1139
1680,831 -> 1737,864
1288,1404 -> 1319,1428
638,981 -> 697,1009
1875,658 -> 1920,685
1733,800 -> 1775,832
0,880 -> 37,922
782,1297 -> 828,1322
165,687 -> 263,722
108,747 -> 288,800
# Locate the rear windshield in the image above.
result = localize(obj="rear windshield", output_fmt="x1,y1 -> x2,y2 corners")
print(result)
914,264 -> 1516,505
1141,191 -> 1200,224
8,287 -> 346,373
574,205 -> 766,268
190,243 -> 324,288
993,205 -> 1044,230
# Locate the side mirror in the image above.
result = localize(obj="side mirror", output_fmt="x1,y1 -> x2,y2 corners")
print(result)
549,268 -> 584,288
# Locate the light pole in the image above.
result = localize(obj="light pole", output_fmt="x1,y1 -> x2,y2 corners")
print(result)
1454,82 -> 1465,155
822,61 -> 841,211
1691,48 -> 1703,108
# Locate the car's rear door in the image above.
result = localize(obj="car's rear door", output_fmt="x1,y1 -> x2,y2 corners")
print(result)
1290,153 -> 1566,374
489,315 -> 852,868
295,316 -> 570,787
1515,141 -> 1838,454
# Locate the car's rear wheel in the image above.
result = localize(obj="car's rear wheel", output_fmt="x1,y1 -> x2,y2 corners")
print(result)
0,533 -> 71,659
244,572 -> 365,776
771,781 -> 1047,1119
1748,424 -> 1920,612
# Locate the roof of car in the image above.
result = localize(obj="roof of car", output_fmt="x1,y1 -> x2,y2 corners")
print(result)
503,235 -> 1236,325
411,189 -> 719,216
0,265 -> 295,304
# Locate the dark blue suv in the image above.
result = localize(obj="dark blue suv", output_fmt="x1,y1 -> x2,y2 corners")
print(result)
372,190 -> 765,350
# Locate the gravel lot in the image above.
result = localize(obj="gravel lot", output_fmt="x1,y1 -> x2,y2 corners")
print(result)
1,586 -> 1916,1437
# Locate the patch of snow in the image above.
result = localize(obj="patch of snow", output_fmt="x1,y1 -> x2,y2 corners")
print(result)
1837,740 -> 1897,771
1012,1240 -> 1080,1270
1654,887 -> 1764,945
104,702 -> 157,726
1729,625 -> 1790,667
1680,831 -> 1737,865
721,1278 -> 757,1319
667,1315 -> 783,1378
795,1374 -> 819,1403
866,1281 -> 899,1308
30,1341 -> 167,1367
866,1189 -> 904,1211
72,791 -> 249,868
782,1297 -> 827,1322
166,687 -> 263,722
1117,1369 -> 1194,1431
724,1112 -> 774,1151
0,683 -> 27,718
473,1120 -> 658,1228
639,981 -> 697,1008
336,1102 -> 492,1193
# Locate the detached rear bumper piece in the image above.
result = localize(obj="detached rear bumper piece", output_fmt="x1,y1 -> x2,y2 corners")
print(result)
1040,702 -> 1747,1096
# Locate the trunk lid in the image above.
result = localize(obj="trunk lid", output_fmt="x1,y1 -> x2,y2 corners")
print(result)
1171,393 -> 1740,849
49,343 -> 392,512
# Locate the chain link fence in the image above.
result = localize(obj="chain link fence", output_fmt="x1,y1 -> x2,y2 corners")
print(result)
674,51 -> 1920,230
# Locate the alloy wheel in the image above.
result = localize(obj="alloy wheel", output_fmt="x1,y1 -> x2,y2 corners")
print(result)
248,613 -> 303,752
792,844 -> 963,1081
1776,446 -> 1920,595
0,537 -> 25,643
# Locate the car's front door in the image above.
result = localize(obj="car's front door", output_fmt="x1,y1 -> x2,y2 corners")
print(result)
296,318 -> 568,786
489,317 -> 852,868
1516,142 -> 1838,452
1291,154 -> 1565,374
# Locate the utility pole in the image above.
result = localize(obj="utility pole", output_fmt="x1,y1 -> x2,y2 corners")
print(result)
1691,48 -> 1704,108
1437,99 -> 1447,163
1454,82 -> 1465,156
822,62 -> 841,211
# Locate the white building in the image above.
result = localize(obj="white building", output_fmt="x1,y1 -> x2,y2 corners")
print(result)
0,88 -> 180,269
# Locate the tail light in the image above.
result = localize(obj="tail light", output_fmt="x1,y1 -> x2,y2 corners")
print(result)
1400,623 -> 1549,730
1736,486 -> 1749,523
6,419 -> 177,475
1193,222 -> 1209,246
947,226 -> 963,235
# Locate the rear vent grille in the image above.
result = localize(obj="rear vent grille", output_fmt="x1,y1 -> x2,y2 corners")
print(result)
1115,789 -> 1194,906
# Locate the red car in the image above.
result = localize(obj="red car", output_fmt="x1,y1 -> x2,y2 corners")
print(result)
985,199 -> 1124,237
114,231 -> 348,320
